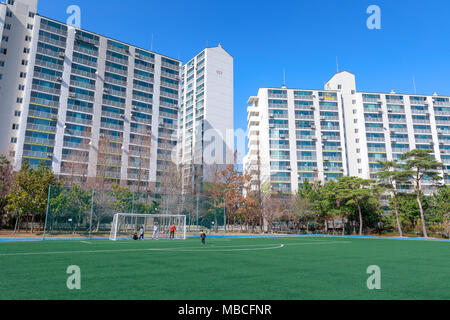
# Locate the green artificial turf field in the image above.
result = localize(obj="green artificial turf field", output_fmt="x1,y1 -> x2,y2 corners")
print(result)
0,236 -> 448,300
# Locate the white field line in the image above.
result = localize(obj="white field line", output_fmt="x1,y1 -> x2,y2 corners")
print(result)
0,240 -> 352,257
80,241 -> 92,245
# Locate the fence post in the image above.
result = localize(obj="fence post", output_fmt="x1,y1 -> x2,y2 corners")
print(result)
42,185 -> 52,240
88,189 -> 94,239
223,198 -> 226,234
132,191 -> 135,214
196,195 -> 199,232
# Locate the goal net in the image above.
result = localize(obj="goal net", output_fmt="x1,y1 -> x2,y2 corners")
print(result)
109,213 -> 186,241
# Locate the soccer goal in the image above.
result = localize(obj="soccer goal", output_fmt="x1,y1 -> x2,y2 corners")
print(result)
109,213 -> 186,241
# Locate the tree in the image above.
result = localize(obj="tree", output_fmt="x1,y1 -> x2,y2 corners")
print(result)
334,176 -> 380,236
430,185 -> 450,237
401,149 -> 443,238
377,161 -> 411,237
6,161 -> 60,233
0,155 -> 15,228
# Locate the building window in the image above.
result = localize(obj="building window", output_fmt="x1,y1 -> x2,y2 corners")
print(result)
6,11 -> 13,17
21,60 -> 28,66
352,100 -> 356,104
4,24 -> 11,30
19,72 -> 27,78
358,169 -> 362,174
356,149 -> 360,153
16,97 -> 23,103
355,129 -> 359,133
338,85 -> 342,90
2,36 -> 9,42
18,85 -> 25,91
12,124 -> 19,130
356,139 -> 360,143
29,12 -> 35,18
1,48 -> 7,55
0,61 -> 4,67
10,137 -> 17,144
7,0 -> 15,5
27,24 -> 33,30
9,151 -> 15,158
14,110 -> 21,117
357,159 -> 362,164
353,109 -> 357,114
23,48 -> 30,54
25,35 -> 32,42
354,119 -> 358,124
351,90 -> 356,95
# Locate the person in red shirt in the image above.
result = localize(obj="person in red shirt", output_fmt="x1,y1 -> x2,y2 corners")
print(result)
169,224 -> 176,240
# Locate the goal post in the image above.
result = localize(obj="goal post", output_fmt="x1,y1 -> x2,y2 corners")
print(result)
109,213 -> 186,241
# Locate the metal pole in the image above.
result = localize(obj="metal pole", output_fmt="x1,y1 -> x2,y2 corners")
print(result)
42,185 -> 52,240
88,189 -> 94,239
196,195 -> 199,232
223,198 -> 226,234
132,192 -> 135,214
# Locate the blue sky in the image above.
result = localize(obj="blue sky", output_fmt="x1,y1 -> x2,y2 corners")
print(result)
36,0 -> 450,133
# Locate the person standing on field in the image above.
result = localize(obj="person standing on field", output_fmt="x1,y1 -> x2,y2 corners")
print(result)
170,224 -> 176,240
139,226 -> 145,240
152,222 -> 159,240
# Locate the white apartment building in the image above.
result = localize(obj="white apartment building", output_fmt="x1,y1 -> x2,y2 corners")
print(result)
179,45 -> 234,193
244,71 -> 450,194
0,0 -> 234,192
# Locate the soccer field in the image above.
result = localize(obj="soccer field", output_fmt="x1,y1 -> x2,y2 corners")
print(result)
0,236 -> 448,300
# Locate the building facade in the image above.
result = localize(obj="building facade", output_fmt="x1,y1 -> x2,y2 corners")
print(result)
0,0 -> 234,193
179,45 -> 234,193
244,71 -> 450,194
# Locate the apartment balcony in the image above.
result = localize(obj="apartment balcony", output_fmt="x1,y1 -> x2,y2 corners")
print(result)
134,73 -> 154,82
414,128 -> 432,134
366,137 -> 385,142
72,56 -> 97,68
268,93 -> 288,99
28,107 -> 58,119
391,147 -> 410,153
70,79 -> 96,91
296,134 -> 314,140
66,116 -> 93,126
161,81 -> 178,90
386,98 -> 404,105
298,166 -> 318,172
40,22 -> 68,36
364,107 -> 381,113
101,122 -> 124,131
294,94 -> 314,100
63,141 -> 90,150
35,59 -> 64,71
365,116 -> 383,123
30,96 -> 59,108
73,45 -> 98,57
323,156 -> 342,161
69,93 -> 95,102
363,97 -> 382,103
295,114 -> 314,120
39,35 -> 66,48
24,136 -> 55,146
297,145 -> 316,151
270,144 -> 290,150
106,54 -> 129,66
105,77 -> 127,87
105,65 -> 127,76
368,147 -> 387,152
411,109 -> 429,115
366,126 -> 384,132
415,138 -> 433,144
103,98 -> 125,109
23,150 -> 53,159
67,103 -> 93,114
390,137 -> 409,143
321,125 -> 340,131
71,68 -> 96,79
26,123 -> 57,133
388,118 -> 407,124
161,71 -> 179,79
270,176 -> 291,182
33,71 -> 59,82
433,101 -> 450,107
412,118 -> 431,124
436,119 -> 450,125
161,60 -> 179,70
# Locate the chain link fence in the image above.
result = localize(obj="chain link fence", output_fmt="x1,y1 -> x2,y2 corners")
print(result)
43,185 -> 225,240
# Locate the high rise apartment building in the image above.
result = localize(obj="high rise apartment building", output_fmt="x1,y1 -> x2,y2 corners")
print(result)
244,71 -> 450,194
0,0 -> 234,192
